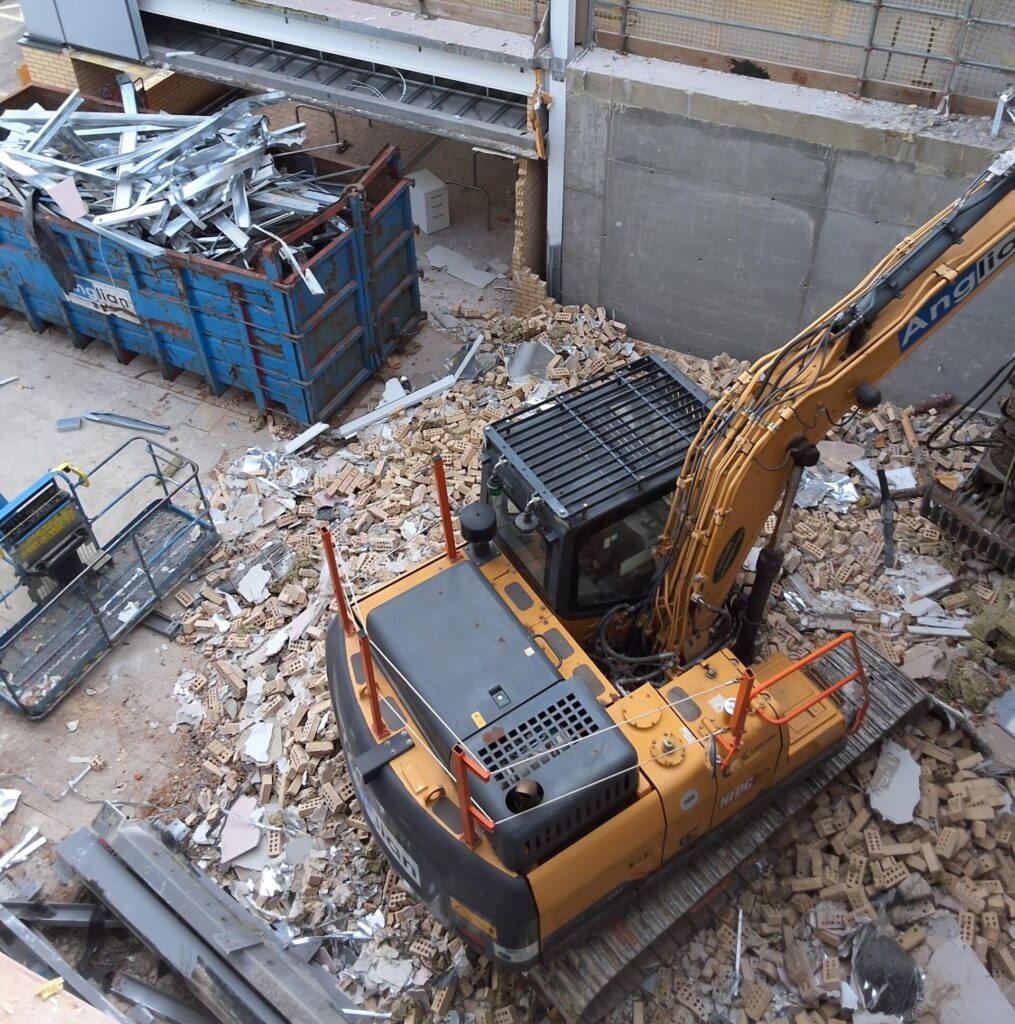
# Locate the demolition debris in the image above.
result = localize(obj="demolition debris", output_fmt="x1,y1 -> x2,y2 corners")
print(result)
0,82 -> 356,271
139,295 -> 1014,1023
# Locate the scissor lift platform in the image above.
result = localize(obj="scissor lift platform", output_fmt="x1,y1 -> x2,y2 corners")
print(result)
0,439 -> 218,717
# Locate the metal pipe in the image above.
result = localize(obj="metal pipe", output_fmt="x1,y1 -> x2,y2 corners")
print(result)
432,456 -> 461,562
618,0 -> 631,53
446,179 -> 492,230
294,105 -> 348,153
856,0 -> 882,97
942,0 -> 979,110
320,526 -> 355,635
358,630 -> 389,739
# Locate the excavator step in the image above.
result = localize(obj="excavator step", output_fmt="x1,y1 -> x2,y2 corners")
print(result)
530,637 -> 926,1023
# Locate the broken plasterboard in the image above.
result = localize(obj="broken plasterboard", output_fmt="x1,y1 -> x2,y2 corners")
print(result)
424,245 -> 498,288
852,458 -> 917,492
220,795 -> 261,864
238,564 -> 272,605
924,932 -> 1015,1023
868,739 -> 920,825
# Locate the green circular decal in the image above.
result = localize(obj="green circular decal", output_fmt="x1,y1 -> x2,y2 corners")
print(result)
712,527 -> 745,584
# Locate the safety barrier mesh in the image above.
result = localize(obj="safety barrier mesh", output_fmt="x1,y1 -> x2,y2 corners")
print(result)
594,0 -> 1015,101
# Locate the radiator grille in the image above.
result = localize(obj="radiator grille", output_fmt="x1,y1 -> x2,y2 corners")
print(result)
477,690 -> 599,791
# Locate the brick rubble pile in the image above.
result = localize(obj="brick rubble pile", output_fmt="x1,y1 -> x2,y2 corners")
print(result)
163,297 -> 1015,1024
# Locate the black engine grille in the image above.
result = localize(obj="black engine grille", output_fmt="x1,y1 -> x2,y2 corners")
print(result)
469,681 -> 639,871
477,690 -> 599,791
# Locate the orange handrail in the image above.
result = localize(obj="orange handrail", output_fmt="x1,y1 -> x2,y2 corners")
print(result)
751,632 -> 869,735
320,526 -> 355,635
715,669 -> 755,772
432,456 -> 461,563
358,629 -> 390,740
451,742 -> 496,847
716,633 -> 869,773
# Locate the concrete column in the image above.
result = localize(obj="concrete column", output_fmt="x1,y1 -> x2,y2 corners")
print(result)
545,0 -> 577,299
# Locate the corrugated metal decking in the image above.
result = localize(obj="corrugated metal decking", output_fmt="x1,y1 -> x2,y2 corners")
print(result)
144,16 -> 536,157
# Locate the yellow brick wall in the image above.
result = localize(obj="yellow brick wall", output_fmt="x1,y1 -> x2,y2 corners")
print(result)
21,47 -> 121,98
512,268 -> 550,317
69,58 -> 120,99
20,47 -> 228,115
145,75 -> 232,114
21,47 -> 78,91
511,157 -> 548,315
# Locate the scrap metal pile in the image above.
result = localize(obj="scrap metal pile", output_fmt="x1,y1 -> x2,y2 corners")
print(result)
144,297 -> 1015,1024
0,82 -> 354,269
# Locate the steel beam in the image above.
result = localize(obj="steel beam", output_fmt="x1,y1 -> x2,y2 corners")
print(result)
139,0 -> 537,96
3,900 -> 126,929
545,0 -> 578,299
112,974 -> 219,1024
0,903 -> 132,1022
146,41 -> 535,157
59,812 -> 359,1024
58,827 -> 294,1024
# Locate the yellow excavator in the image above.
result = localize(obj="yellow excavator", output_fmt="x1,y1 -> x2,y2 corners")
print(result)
325,148 -> 1015,1008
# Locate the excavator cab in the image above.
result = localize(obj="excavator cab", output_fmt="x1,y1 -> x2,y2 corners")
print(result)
479,355 -> 711,628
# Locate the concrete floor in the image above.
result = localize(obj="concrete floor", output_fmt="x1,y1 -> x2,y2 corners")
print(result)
0,323 -> 274,888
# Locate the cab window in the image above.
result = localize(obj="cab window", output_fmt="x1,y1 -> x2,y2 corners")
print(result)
493,493 -> 549,590
575,495 -> 669,609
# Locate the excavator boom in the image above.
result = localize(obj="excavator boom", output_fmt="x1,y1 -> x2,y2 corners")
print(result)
654,150 -> 1015,659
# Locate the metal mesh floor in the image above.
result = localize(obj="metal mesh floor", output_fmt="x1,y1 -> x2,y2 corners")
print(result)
0,505 -> 216,714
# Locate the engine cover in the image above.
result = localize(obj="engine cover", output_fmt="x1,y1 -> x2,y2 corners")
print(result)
365,559 -> 638,872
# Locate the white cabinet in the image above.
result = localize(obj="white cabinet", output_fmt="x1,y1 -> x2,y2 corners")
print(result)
409,169 -> 450,234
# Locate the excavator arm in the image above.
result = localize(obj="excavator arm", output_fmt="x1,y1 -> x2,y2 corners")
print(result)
654,149 -> 1015,661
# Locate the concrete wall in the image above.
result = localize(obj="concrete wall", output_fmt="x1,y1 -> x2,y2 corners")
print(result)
561,52 -> 1012,403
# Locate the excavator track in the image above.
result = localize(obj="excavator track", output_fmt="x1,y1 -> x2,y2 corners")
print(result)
530,637 -> 926,1023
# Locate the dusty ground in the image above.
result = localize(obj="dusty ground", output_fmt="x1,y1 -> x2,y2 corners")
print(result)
0,329 -> 273,887
0,5 -> 23,95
